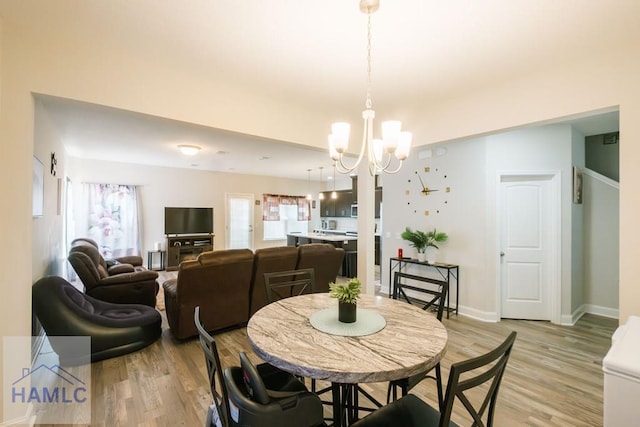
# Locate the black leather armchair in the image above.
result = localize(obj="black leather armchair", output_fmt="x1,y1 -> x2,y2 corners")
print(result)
32,276 -> 162,365
68,238 -> 159,307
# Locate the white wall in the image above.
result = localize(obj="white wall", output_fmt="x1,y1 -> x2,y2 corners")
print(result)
583,170 -> 619,315
383,125 -> 581,321
571,128 -> 586,316
382,137 -> 487,312
68,158 -> 322,253
32,99 -> 67,281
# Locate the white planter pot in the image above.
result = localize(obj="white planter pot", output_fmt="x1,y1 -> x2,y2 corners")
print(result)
417,252 -> 427,262
426,247 -> 438,264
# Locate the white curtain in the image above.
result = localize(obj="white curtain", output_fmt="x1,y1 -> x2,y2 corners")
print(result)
81,183 -> 141,258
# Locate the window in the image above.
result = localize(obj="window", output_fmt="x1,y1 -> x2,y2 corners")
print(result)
263,194 -> 309,240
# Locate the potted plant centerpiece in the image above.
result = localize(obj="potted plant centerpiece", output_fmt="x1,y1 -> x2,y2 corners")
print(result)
401,227 -> 448,262
329,278 -> 361,323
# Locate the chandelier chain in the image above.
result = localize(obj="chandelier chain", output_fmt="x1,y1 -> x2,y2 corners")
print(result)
365,11 -> 373,110
328,0 -> 411,176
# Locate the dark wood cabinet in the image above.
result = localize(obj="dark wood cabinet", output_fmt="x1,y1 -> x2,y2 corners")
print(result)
320,193 -> 335,217
335,190 -> 352,217
166,234 -> 214,271
351,176 -> 382,218
375,187 -> 382,218
321,190 -> 352,217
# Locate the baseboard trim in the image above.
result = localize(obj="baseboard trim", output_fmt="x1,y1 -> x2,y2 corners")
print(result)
457,305 -> 499,322
584,304 -> 619,320
562,304 -> 619,325
31,329 -> 46,366
0,404 -> 35,426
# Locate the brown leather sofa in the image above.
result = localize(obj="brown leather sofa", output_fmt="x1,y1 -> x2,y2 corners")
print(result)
163,249 -> 255,339
68,238 -> 159,307
249,246 -> 299,317
164,244 -> 345,339
296,243 -> 346,293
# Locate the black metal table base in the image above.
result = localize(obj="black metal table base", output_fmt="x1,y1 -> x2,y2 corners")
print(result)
329,382 -> 383,426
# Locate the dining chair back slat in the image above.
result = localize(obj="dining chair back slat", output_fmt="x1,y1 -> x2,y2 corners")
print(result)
264,268 -> 316,303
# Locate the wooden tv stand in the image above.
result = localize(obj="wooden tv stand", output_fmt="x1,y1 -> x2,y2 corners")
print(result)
165,234 -> 214,271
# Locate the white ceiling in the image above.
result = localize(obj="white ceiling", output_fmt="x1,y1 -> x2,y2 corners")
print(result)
3,0 -> 630,180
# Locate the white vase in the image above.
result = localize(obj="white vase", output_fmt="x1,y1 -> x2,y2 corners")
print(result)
426,247 -> 438,264
417,252 -> 427,262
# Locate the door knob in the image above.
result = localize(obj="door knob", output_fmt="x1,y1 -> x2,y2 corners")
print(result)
500,251 -> 505,257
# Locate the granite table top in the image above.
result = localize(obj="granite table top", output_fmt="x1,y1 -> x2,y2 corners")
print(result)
247,293 -> 448,384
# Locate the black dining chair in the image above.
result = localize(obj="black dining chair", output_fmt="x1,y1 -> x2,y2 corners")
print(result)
388,271 -> 449,408
264,268 -> 316,303
351,331 -> 517,427
194,307 -> 316,427
263,268 -> 331,403
195,306 -> 231,427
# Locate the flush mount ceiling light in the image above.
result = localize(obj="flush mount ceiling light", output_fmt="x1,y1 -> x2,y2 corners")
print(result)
328,0 -> 412,175
178,144 -> 201,156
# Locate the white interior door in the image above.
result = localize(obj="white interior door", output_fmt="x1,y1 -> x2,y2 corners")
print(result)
499,174 -> 556,320
226,193 -> 254,249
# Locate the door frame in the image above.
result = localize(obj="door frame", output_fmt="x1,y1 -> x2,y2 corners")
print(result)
495,170 -> 562,324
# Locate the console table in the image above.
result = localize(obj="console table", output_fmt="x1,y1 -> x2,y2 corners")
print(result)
147,250 -> 165,271
388,257 -> 459,318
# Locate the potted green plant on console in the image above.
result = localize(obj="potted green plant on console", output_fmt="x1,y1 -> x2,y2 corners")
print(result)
401,227 -> 448,263
329,278 -> 361,323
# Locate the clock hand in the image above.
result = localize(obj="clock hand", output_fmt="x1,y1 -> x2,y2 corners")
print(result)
415,171 -> 439,195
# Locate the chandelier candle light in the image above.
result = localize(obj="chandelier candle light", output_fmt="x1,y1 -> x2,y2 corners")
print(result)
328,0 -> 412,175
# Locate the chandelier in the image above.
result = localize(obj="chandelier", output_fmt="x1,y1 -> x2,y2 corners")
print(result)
328,0 -> 412,175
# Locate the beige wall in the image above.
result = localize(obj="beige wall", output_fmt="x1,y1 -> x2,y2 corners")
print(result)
68,157 -> 322,253
2,10 -> 640,421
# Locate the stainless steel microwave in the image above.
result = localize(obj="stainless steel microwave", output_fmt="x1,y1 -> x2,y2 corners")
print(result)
351,204 -> 358,218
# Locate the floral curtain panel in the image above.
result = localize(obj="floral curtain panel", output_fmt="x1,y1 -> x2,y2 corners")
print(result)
82,183 -> 141,258
263,194 -> 281,221
297,198 -> 310,221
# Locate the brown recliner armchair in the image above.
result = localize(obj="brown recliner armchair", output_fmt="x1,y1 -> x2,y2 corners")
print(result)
70,237 -> 145,269
68,239 -> 159,307
296,243 -> 345,292
163,249 -> 255,339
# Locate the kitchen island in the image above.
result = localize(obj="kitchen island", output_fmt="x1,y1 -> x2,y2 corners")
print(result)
288,232 -> 359,277
287,232 -> 357,246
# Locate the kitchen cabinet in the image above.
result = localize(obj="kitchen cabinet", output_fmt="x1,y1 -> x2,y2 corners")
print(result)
320,192 -> 335,217
352,176 -> 383,218
320,190 -> 352,217
335,190 -> 352,217
375,188 -> 382,218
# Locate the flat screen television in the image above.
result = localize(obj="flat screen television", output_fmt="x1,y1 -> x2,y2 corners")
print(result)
164,207 -> 213,235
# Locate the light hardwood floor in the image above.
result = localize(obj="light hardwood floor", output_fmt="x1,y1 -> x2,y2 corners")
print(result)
36,282 -> 617,427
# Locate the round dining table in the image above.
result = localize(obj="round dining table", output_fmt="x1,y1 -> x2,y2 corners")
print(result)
247,293 -> 448,426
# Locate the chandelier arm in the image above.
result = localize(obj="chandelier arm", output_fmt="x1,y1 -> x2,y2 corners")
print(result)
336,157 -> 358,174
381,159 -> 405,174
